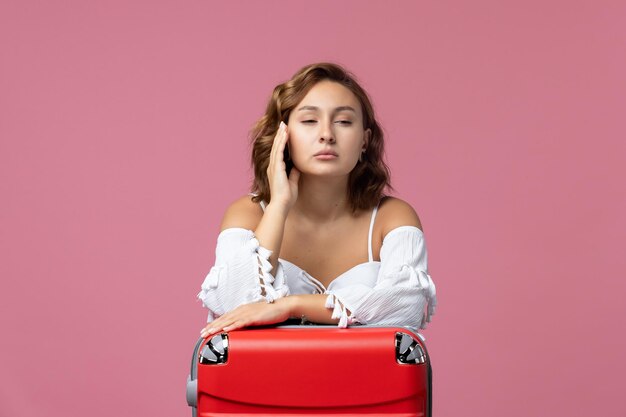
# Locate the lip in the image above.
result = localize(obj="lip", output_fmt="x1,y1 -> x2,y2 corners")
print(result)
314,154 -> 338,160
314,150 -> 338,157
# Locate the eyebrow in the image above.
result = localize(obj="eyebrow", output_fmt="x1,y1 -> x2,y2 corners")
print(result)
296,105 -> 357,114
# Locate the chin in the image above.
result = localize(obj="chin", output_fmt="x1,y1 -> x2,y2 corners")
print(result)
294,160 -> 353,176
301,169 -> 351,178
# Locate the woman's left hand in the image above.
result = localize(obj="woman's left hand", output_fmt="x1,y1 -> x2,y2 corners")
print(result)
200,297 -> 294,338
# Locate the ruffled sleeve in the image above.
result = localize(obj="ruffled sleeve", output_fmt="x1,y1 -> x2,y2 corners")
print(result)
323,226 -> 437,329
197,228 -> 290,322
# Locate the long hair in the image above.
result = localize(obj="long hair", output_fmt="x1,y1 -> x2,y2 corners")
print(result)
249,62 -> 393,213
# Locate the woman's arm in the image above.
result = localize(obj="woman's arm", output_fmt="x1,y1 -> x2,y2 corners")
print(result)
196,226 -> 291,318
198,122 -> 300,321
218,197 -> 290,290
200,294 -> 339,337
284,294 -> 341,324
255,121 -> 299,273
218,121 -> 298,277
252,202 -> 289,275
324,226 -> 436,330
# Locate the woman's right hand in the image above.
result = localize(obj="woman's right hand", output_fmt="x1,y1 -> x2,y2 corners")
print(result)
267,121 -> 300,210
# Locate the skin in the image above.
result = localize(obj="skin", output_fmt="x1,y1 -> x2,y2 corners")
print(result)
200,80 -> 422,338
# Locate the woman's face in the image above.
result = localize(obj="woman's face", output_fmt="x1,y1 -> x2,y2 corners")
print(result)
286,80 -> 370,177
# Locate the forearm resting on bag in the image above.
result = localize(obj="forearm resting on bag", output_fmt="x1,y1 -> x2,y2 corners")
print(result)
278,294 -> 342,325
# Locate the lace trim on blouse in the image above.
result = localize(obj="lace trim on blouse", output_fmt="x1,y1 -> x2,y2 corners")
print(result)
197,229 -> 289,321
322,226 -> 437,330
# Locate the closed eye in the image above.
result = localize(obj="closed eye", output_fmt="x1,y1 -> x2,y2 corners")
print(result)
301,120 -> 353,125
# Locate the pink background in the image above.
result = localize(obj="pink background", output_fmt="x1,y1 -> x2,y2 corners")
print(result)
1,1 -> 624,416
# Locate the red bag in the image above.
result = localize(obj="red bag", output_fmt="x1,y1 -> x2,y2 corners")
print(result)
186,325 -> 432,416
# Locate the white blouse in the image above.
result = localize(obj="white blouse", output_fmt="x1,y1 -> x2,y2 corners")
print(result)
197,201 -> 437,330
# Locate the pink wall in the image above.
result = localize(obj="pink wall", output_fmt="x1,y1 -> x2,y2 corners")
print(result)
1,1 -> 624,416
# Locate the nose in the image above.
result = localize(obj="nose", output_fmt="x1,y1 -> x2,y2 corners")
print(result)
319,120 -> 335,143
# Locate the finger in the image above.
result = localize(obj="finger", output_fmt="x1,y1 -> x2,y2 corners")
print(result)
203,320 -> 237,337
272,122 -> 288,164
223,320 -> 246,332
204,315 -> 228,331
200,327 -> 213,338
279,123 -> 289,155
275,127 -> 288,171
200,314 -> 232,337
200,322 -> 221,338
202,313 -> 245,337
268,128 -> 287,187
201,322 -> 227,338
269,122 -> 285,165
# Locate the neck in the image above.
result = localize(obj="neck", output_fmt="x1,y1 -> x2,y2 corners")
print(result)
291,174 -> 353,223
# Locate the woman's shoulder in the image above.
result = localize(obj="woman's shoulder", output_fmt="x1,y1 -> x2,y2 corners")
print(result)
219,193 -> 264,232
377,196 -> 423,240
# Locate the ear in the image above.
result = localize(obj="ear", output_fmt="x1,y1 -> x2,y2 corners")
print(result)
363,128 -> 372,150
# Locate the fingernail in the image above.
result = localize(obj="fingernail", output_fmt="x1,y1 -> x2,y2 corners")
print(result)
279,121 -> 285,130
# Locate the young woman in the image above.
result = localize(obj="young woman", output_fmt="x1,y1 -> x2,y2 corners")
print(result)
198,62 -> 436,338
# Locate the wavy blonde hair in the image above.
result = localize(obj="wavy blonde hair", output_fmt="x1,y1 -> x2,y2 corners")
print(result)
249,62 -> 393,213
